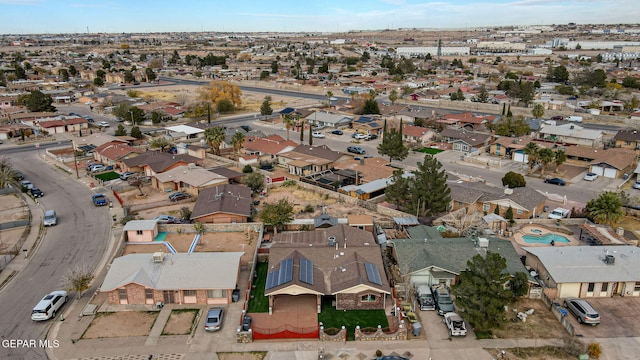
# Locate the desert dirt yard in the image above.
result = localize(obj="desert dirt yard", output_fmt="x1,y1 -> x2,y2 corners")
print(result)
493,299 -> 569,340
82,311 -> 158,339
217,352 -> 267,360
0,193 -> 29,254
162,309 -> 199,335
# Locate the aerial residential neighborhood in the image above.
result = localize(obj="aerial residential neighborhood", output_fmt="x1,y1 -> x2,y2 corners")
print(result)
2,5 -> 640,360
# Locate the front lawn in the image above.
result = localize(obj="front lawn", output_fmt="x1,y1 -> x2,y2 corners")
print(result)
416,147 -> 444,155
247,262 -> 269,313
317,297 -> 389,340
95,171 -> 119,181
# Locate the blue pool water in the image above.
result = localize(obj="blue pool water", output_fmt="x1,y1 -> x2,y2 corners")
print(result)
522,233 -> 570,244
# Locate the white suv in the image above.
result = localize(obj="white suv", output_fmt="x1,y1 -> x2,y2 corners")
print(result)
32,291 -> 68,321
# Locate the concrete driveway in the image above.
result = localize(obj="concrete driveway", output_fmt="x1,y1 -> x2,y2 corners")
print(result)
564,297 -> 640,338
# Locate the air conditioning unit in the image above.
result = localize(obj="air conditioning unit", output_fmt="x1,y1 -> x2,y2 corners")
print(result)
604,254 -> 615,265
478,238 -> 489,248
152,252 -> 164,263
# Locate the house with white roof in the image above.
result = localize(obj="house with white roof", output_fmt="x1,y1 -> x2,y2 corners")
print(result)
306,111 -> 353,129
524,246 -> 640,299
100,252 -> 244,305
537,123 -> 604,147
164,124 -> 205,140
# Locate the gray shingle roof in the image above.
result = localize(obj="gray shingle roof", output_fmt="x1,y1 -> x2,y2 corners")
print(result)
191,184 -> 252,219
448,181 -> 546,211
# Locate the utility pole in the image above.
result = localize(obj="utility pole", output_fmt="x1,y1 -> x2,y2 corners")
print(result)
71,140 -> 79,179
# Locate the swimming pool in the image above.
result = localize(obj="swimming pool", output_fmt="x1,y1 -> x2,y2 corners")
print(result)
522,233 -> 570,244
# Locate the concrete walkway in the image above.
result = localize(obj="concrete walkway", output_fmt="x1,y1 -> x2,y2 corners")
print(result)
145,306 -> 174,346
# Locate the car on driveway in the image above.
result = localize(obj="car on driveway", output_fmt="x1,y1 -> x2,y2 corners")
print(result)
544,177 -> 566,186
153,215 -> 180,224
312,131 -> 325,138
92,194 -> 108,206
90,164 -> 107,173
583,173 -> 598,181
347,146 -> 366,154
633,181 -> 640,190
204,308 -> 224,332
97,121 -> 110,127
330,129 -> 343,135
119,171 -> 136,180
352,133 -> 368,140
169,191 -> 191,202
551,115 -> 564,121
444,312 -> 467,336
564,298 -> 600,326
364,134 -> 378,141
242,314 -> 252,331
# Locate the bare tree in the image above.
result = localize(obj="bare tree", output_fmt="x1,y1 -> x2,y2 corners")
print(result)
437,205 -> 484,237
60,264 -> 95,299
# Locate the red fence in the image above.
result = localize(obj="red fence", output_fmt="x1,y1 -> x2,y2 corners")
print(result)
252,324 -> 319,340
112,190 -> 123,206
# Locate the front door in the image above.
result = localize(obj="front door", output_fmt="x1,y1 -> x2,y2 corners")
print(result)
163,290 -> 175,304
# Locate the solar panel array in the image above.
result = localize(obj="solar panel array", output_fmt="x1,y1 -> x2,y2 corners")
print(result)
299,258 -> 314,285
265,258 -> 293,290
365,262 -> 383,286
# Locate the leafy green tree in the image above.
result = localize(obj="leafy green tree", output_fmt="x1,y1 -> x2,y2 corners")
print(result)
537,148 -> 555,176
242,165 -> 253,173
408,155 -> 451,217
260,96 -> 273,120
148,136 -> 172,152
389,89 -> 398,105
12,62 -> 26,79
362,98 -> 380,114
554,149 -> 567,172
377,120 -> 408,163
111,103 -> 132,121
518,81 -> 535,106
68,65 -> 77,77
260,71 -> 270,80
93,77 -> 104,86
204,126 -> 226,155
510,272 -> 530,299
505,206 -> 514,222
129,106 -> 145,125
244,171 -> 265,194
453,252 -> 512,334
25,90 -> 56,112
260,198 -> 294,234
217,98 -> 234,113
59,68 -> 69,81
114,124 -> 127,136
547,65 -> 569,82
145,67 -> 156,82
168,50 -> 180,65
586,191 -> 625,227
574,69 -> 607,88
384,169 -> 410,208
271,60 -> 279,74
493,115 -> 530,137
523,142 -> 540,174
532,104 -> 545,119
283,114 -> 295,140
124,70 -> 135,83
555,84 -> 576,95
475,85 -> 489,103
502,171 -> 526,188
130,126 -> 143,139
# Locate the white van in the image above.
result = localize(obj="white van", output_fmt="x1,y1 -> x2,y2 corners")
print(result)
31,291 -> 68,321
43,210 -> 57,226
567,116 -> 583,122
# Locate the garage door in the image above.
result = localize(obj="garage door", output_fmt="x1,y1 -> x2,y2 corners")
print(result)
604,168 -> 617,178
514,151 -> 527,163
558,283 -> 581,298
591,166 -> 604,176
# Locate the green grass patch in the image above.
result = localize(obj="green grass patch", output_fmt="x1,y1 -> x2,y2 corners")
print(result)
247,262 -> 269,313
95,171 -> 119,181
416,147 -> 445,155
317,297 -> 389,341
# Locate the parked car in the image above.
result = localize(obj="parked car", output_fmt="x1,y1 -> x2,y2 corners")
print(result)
119,171 -> 136,180
312,131 -> 325,138
241,314 -> 252,331
97,121 -> 110,127
240,125 -> 252,132
550,116 -> 564,121
544,177 -> 566,186
169,191 -> 191,202
90,164 -> 107,173
416,284 -> 435,311
204,308 -> 224,332
114,117 -> 124,123
364,134 -> 378,141
331,129 -> 343,135
353,133 -> 368,139
30,187 -> 44,198
564,298 -> 600,326
583,172 -> 598,181
432,286 -> 455,315
347,146 -> 366,155
20,180 -> 34,190
31,290 -> 68,321
633,181 -> 640,190
92,194 -> 108,206
153,215 -> 180,224
444,312 -> 467,336
14,170 -> 24,181
548,207 -> 570,220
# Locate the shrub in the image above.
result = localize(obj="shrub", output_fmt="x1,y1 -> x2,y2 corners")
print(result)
588,342 -> 602,359
304,204 -> 314,213
242,165 -> 253,173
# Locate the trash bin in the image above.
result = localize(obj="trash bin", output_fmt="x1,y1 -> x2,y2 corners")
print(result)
232,288 -> 240,302
412,322 -> 422,336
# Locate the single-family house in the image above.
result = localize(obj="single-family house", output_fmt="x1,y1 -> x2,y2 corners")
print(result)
190,184 -> 253,223
524,246 -> 640,299
490,136 -> 529,158
537,124 -> 603,147
613,129 -> 640,150
121,152 -> 202,176
123,220 -> 159,243
306,111 -> 353,129
93,141 -> 143,168
265,225 -> 391,313
438,112 -> 495,130
100,252 -> 243,305
448,181 -> 547,219
440,128 -> 492,153
588,148 -> 637,179
333,157 -> 394,184
402,125 -> 435,144
164,124 -> 205,141
242,135 -> 298,162
152,165 -> 229,195
391,227 -> 529,288
38,116 -> 89,134
280,144 -> 349,176
352,116 -> 384,135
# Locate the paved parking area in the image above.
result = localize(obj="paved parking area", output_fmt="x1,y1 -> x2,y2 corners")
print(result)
564,297 -> 640,338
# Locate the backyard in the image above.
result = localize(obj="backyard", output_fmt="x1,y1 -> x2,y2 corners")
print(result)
247,262 -> 268,313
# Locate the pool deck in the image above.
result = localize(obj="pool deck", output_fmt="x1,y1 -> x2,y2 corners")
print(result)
512,224 -> 579,253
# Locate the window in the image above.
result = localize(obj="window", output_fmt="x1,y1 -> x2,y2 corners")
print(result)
587,283 -> 595,292
483,203 -> 490,212
634,282 -> 640,292
145,289 -> 153,300
118,288 -> 127,300
136,230 -> 143,235
207,289 -> 227,298
516,209 -> 523,215
361,294 -> 376,302
601,283 -> 608,292
457,201 -> 464,207
184,290 -> 196,297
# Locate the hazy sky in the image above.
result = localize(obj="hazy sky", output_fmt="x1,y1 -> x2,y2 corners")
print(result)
1,0 -> 639,34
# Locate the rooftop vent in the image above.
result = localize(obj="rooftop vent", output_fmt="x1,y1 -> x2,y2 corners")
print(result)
152,252 -> 164,263
478,238 -> 489,248
504,188 -> 513,195
327,236 -> 336,246
604,254 -> 615,265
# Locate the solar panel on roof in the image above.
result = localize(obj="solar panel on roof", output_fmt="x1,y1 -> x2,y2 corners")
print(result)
265,270 -> 278,290
300,258 -> 314,285
265,258 -> 294,290
365,262 -> 383,286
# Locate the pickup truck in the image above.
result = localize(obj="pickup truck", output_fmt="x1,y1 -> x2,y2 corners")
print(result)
92,194 -> 108,206
548,208 -> 570,220
444,312 -> 467,336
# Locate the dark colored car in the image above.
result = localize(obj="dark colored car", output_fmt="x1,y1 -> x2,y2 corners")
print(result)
14,170 -> 24,181
544,177 -> 566,186
365,134 -> 378,140
30,188 -> 44,198
331,129 -> 343,135
550,116 -> 564,121
241,314 -> 252,331
347,146 -> 366,155
92,194 -> 108,206
168,191 -> 191,202
240,125 -> 252,132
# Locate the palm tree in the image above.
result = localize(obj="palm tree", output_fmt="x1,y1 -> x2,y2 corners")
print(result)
204,126 -> 226,155
532,103 -> 545,119
523,142 -> 540,175
231,131 -> 245,156
326,90 -> 333,107
283,114 -> 295,140
586,191 -> 625,227
554,149 -> 567,172
538,148 -> 554,176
